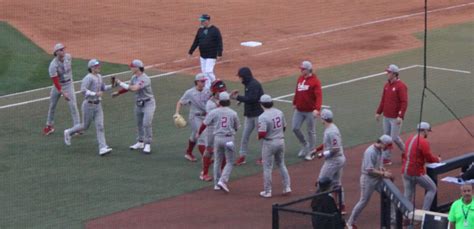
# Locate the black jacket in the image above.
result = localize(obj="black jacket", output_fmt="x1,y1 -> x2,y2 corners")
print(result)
236,67 -> 264,117
188,25 -> 223,59
461,163 -> 474,181
310,194 -> 345,229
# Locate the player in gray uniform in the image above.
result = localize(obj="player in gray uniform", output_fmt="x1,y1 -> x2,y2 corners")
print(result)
113,59 -> 156,154
310,109 -> 346,213
43,43 -> 80,135
200,79 -> 227,182
63,59 -> 112,156
174,73 -> 211,162
257,94 -> 291,198
346,135 -> 395,229
197,92 -> 240,193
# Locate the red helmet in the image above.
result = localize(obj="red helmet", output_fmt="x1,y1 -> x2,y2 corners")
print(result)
211,79 -> 226,94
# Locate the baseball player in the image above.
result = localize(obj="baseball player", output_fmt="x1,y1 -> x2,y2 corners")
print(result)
257,94 -> 291,198
197,91 -> 240,193
292,61 -> 322,160
43,43 -> 80,135
188,14 -> 223,89
63,59 -> 112,156
200,79 -> 227,181
375,64 -> 408,165
346,135 -> 395,229
174,73 -> 211,162
310,109 -> 346,213
402,122 -> 440,211
112,59 -> 156,154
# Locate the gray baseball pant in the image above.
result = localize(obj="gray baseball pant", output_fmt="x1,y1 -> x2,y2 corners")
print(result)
46,83 -> 80,126
135,99 -> 156,144
262,139 -> 290,193
69,101 -> 108,150
402,174 -> 437,210
239,116 -> 259,156
189,115 -> 206,145
382,117 -> 405,160
319,156 -> 346,203
292,109 -> 316,154
214,135 -> 235,186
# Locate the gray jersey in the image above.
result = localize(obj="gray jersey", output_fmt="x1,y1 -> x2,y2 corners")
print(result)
130,73 -> 154,101
49,53 -> 73,82
323,123 -> 344,158
204,107 -> 239,136
258,108 -> 286,140
206,98 -> 219,113
180,87 -> 211,116
81,73 -> 112,101
361,145 -> 383,176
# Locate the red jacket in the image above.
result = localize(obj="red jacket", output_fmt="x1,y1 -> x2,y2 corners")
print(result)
293,74 -> 322,112
376,79 -> 408,119
401,134 -> 439,176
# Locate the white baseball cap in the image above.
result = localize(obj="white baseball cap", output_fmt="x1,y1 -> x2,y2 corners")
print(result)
219,92 -> 230,101
379,134 -> 393,145
417,122 -> 432,132
88,59 -> 100,68
300,61 -> 313,70
260,94 -> 272,103
320,109 -> 333,120
53,43 -> 65,54
385,64 -> 399,73
195,73 -> 207,81
129,59 -> 144,68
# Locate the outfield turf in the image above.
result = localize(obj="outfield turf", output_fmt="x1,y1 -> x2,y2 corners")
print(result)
0,22 -> 472,228
0,22 -> 128,96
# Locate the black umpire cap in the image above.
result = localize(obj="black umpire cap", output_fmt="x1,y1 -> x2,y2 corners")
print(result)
199,14 -> 211,21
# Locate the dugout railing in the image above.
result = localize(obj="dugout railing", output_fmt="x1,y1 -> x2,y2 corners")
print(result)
272,188 -> 342,229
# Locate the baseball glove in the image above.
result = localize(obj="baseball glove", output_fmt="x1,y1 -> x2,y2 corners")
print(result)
173,114 -> 187,128
111,76 -> 117,88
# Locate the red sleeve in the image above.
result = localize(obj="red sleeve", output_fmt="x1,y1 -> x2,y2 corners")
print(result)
397,83 -> 408,119
313,77 -> 322,111
376,84 -> 386,114
421,139 -> 439,163
258,131 -> 267,140
198,123 -> 207,135
51,76 -> 62,92
118,88 -> 128,94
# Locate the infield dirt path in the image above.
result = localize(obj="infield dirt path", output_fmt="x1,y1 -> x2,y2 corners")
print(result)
1,0 -> 473,82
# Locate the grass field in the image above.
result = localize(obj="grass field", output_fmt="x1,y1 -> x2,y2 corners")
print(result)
0,22 -> 128,96
0,21 -> 472,228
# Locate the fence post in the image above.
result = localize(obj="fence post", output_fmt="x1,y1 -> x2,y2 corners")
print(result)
272,204 -> 279,229
380,191 -> 390,228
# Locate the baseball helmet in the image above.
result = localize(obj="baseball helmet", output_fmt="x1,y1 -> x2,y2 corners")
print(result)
211,79 -> 226,94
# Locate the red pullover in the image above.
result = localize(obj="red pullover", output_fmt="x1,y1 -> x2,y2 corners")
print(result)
376,79 -> 408,119
292,74 -> 322,112
401,134 -> 439,176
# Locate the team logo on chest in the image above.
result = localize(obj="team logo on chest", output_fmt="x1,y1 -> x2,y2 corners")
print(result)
297,80 -> 309,91
392,87 -> 396,91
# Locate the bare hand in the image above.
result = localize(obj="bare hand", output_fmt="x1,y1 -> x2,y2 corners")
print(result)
96,91 -> 103,97
116,79 -> 122,84
62,92 -> 70,101
230,90 -> 239,99
396,117 -> 403,125
375,114 -> 381,122
313,110 -> 320,118
111,92 -> 120,98
188,54 -> 193,59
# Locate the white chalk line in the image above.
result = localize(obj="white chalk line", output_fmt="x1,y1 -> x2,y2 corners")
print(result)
2,2 -> 472,100
272,64 -> 471,101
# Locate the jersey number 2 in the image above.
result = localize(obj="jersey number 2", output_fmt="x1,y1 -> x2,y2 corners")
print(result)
221,117 -> 228,128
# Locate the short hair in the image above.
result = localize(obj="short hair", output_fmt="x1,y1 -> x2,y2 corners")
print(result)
261,102 -> 273,108
323,118 -> 333,123
139,67 -> 145,72
219,100 -> 230,107
88,68 -> 92,73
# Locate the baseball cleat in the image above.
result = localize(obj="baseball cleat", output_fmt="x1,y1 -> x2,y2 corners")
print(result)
213,185 -> 221,191
63,129 -> 71,146
99,147 -> 112,156
129,142 -> 144,150
199,174 -> 212,182
297,149 -> 306,157
143,144 -> 151,154
234,156 -> 246,166
217,181 -> 229,193
304,152 -> 316,161
185,153 -> 197,162
259,191 -> 272,198
43,125 -> 55,136
282,186 -> 292,195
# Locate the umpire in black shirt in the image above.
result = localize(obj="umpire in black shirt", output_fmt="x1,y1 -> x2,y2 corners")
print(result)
188,14 -> 223,89
230,67 -> 264,166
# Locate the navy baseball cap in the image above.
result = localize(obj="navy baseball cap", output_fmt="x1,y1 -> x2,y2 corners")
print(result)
199,14 -> 211,21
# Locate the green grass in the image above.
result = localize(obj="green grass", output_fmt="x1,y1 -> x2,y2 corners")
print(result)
0,22 -> 128,96
0,21 -> 472,228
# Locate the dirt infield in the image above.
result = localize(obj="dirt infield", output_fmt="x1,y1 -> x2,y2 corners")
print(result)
1,0 -> 473,82
86,116 -> 474,228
